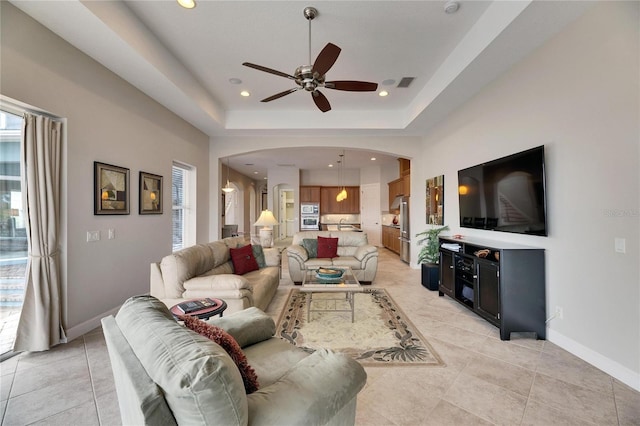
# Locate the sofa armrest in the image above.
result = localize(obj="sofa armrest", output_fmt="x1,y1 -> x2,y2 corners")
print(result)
149,262 -> 166,299
207,307 -> 275,348
183,274 -> 251,291
262,247 -> 280,267
247,349 -> 366,426
285,244 -> 308,262
354,244 -> 378,261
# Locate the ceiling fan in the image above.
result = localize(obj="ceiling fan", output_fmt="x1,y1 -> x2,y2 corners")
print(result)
242,6 -> 378,113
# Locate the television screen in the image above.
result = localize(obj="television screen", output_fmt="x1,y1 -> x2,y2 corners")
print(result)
458,146 -> 547,236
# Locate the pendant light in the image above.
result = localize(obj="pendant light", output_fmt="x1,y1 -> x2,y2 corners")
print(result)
336,151 -> 348,202
222,158 -> 234,193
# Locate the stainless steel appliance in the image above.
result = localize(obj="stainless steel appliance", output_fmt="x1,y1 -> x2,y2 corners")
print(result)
399,196 -> 410,263
300,203 -> 320,230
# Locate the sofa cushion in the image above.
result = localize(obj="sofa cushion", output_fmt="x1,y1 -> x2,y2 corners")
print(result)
251,245 -> 267,268
301,238 -> 318,258
180,314 -> 259,394
230,244 -> 259,275
115,295 -> 248,425
208,307 -> 276,348
317,236 -> 339,258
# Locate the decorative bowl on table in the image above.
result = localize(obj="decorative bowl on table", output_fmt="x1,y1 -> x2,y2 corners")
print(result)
315,268 -> 344,282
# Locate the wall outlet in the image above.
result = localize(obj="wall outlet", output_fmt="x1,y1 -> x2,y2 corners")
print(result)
555,306 -> 564,320
87,231 -> 100,242
108,229 -> 115,239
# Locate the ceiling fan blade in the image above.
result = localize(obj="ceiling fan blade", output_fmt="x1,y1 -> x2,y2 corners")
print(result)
312,43 -> 341,77
242,62 -> 296,80
312,90 -> 331,113
325,81 -> 379,92
261,88 -> 300,103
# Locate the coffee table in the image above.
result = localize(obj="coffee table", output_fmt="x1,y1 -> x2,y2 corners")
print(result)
170,298 -> 227,320
300,266 -> 363,323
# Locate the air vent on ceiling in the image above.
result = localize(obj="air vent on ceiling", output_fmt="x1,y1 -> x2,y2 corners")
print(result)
277,164 -> 296,167
397,77 -> 415,88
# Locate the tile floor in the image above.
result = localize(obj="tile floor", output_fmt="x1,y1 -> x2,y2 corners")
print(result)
1,247 -> 639,425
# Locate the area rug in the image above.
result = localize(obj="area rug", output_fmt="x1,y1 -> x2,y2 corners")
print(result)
276,288 -> 445,367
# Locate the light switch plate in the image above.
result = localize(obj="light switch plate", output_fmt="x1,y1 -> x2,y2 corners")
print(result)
87,231 -> 100,242
615,237 -> 626,253
108,229 -> 115,239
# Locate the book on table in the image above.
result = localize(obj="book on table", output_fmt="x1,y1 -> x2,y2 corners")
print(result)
177,298 -> 217,314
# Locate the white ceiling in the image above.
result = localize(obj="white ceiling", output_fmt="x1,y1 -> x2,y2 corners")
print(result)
10,0 -> 593,177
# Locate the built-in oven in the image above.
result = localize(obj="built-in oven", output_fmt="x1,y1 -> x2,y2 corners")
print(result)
301,215 -> 320,230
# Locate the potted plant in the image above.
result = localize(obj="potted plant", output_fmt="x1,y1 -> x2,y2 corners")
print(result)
415,225 -> 449,290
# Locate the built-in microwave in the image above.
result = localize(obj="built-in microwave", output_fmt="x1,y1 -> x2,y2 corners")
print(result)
300,203 -> 319,215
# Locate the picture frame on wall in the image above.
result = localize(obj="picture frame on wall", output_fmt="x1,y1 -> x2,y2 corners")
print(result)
426,175 -> 444,225
139,171 -> 163,215
94,162 -> 130,215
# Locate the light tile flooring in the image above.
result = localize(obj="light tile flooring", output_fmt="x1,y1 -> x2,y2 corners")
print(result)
1,248 -> 639,425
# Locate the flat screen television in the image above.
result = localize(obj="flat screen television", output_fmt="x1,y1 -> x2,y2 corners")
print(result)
458,146 -> 547,236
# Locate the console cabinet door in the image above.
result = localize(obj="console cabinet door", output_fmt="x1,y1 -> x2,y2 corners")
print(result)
476,260 -> 500,325
439,250 -> 455,297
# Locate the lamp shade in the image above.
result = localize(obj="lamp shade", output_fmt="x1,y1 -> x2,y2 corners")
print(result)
254,210 -> 278,227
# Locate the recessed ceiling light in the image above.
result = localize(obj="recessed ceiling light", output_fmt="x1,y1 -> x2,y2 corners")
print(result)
381,79 -> 396,86
379,90 -> 389,97
240,91 -> 250,97
371,157 -> 377,161
444,1 -> 459,14
253,171 -> 258,174
229,78 -> 242,84
177,0 -> 196,9
328,164 -> 334,168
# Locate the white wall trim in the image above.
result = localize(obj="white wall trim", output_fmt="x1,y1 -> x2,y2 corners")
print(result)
548,329 -> 640,392
65,304 -> 121,342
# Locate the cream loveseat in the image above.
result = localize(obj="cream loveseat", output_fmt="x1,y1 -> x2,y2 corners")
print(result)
150,236 -> 280,314
102,295 -> 367,425
286,231 -> 378,284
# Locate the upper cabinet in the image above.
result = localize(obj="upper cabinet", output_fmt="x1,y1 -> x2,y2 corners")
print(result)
300,186 -> 321,203
388,158 -> 410,211
320,186 -> 360,214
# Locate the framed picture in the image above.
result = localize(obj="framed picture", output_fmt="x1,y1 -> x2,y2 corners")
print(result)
94,162 -> 129,215
139,171 -> 163,215
426,175 -> 444,225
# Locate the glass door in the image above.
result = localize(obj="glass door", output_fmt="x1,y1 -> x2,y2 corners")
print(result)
0,110 -> 27,356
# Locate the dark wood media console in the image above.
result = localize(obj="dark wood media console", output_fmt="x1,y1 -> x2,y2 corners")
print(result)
439,236 -> 546,340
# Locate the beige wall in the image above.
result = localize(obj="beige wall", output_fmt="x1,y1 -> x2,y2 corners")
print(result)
414,2 -> 639,386
1,4 -> 210,338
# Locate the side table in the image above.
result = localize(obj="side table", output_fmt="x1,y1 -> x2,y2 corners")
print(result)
170,298 -> 227,320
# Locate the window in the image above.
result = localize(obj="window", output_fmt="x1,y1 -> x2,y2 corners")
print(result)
172,162 -> 195,251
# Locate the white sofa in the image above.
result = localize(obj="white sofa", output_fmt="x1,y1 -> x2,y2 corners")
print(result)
150,236 -> 280,314
286,231 -> 378,284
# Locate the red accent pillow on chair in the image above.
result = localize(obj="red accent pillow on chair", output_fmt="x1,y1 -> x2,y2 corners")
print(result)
230,244 -> 259,275
317,236 -> 339,258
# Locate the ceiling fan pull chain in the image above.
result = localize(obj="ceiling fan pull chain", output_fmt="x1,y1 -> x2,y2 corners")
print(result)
308,12 -> 312,65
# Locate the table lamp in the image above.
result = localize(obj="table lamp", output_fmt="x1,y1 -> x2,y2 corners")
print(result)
254,209 -> 278,247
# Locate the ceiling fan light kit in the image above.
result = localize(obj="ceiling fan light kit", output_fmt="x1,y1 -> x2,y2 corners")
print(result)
242,6 -> 378,112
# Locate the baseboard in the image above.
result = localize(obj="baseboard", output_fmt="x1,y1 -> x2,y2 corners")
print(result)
547,329 -> 640,392
65,304 -> 121,342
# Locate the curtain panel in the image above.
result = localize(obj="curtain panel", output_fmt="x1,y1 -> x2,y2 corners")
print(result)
14,113 -> 66,352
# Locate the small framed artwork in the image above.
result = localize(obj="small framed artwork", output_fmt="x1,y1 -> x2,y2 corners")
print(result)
139,171 -> 163,215
426,175 -> 444,225
94,162 -> 130,215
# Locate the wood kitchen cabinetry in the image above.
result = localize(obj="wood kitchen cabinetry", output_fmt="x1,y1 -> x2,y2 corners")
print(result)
382,226 -> 400,254
388,178 -> 404,212
320,186 -> 360,214
299,186 -> 321,203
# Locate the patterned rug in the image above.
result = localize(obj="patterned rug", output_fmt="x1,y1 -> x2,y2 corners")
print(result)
276,288 -> 445,367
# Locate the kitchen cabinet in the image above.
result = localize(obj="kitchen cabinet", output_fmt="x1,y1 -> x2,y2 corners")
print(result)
299,186 -> 321,203
388,178 -> 404,211
382,226 -> 400,254
403,174 -> 410,197
320,186 -> 360,214
399,158 -> 410,176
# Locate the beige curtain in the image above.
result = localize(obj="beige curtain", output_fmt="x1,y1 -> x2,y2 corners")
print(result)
14,113 -> 66,352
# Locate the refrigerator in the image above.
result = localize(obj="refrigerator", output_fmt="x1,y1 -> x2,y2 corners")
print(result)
399,196 -> 410,264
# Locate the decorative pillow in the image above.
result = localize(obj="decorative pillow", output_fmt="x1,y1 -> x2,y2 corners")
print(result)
251,245 -> 267,268
180,314 -> 260,394
317,236 -> 339,258
230,244 -> 259,275
301,238 -> 318,258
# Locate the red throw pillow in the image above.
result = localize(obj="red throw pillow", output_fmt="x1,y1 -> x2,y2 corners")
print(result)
179,314 -> 259,394
317,236 -> 339,258
230,244 -> 259,275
